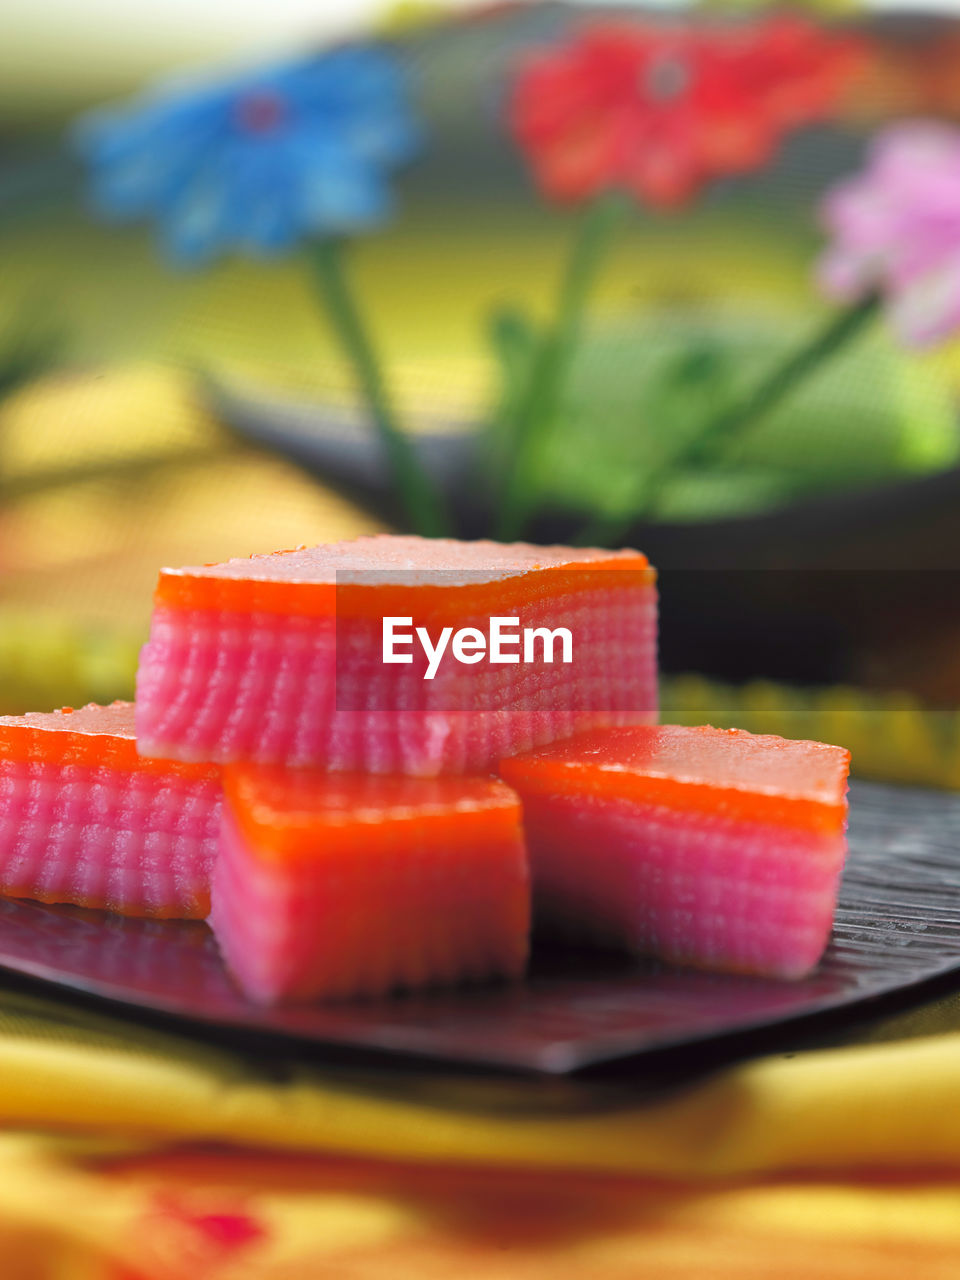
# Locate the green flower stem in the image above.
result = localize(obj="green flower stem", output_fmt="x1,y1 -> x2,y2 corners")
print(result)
310,238 -> 451,538
577,291 -> 882,547
495,191 -> 629,541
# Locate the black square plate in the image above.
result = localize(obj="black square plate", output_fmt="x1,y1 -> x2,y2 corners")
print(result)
0,781 -> 957,1073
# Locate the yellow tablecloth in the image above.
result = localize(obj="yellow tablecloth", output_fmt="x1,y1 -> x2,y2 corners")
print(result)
1,980 -> 960,1277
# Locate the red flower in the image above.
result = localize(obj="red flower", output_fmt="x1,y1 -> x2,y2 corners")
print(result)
508,18 -> 864,208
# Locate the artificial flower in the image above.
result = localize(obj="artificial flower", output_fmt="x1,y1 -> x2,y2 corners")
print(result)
819,122 -> 960,347
74,46 -> 421,264
508,17 -> 863,207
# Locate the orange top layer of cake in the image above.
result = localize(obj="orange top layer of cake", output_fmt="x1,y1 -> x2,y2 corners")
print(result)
0,702 -> 219,781
154,536 -> 654,619
500,725 -> 851,835
224,765 -> 523,864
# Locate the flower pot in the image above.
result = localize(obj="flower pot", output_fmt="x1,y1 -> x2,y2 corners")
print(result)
207,375 -> 960,705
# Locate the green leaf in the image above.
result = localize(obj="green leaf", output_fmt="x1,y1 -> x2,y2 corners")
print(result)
518,308 -> 960,522
484,304 -> 538,487
486,304 -> 537,419
488,305 -> 537,379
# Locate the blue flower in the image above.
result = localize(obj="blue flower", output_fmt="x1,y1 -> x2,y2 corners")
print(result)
73,46 -> 422,265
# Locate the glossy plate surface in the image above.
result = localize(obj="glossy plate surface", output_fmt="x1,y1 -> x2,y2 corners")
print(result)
0,781 -> 957,1073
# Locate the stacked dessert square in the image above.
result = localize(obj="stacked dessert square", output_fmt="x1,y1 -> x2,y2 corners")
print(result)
135,537 -> 658,773
0,703 -> 220,918
0,535 -> 851,1001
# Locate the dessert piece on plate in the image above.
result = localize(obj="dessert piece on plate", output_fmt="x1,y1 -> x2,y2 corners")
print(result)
209,766 -> 529,1003
136,535 -> 657,776
0,702 -> 221,918
500,724 -> 851,979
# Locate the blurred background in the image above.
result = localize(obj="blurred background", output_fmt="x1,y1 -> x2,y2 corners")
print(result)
4,0 -> 960,783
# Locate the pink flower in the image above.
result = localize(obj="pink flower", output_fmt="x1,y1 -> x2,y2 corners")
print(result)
819,122 -> 960,346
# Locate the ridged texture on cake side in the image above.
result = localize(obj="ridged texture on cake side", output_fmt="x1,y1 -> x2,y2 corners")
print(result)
137,585 -> 657,774
516,793 -> 847,979
0,759 -> 221,917
209,808 -> 530,1003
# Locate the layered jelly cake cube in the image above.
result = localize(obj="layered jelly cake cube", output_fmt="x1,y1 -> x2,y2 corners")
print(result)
136,535 -> 657,776
0,702 -> 221,918
500,725 -> 851,979
209,766 -> 530,1002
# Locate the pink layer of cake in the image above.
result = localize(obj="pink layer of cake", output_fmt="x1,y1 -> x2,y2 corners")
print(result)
136,536 -> 658,776
500,725 -> 851,979
0,702 -> 221,918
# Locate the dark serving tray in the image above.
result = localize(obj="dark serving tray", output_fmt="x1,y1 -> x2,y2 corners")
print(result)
0,781 -> 957,1074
